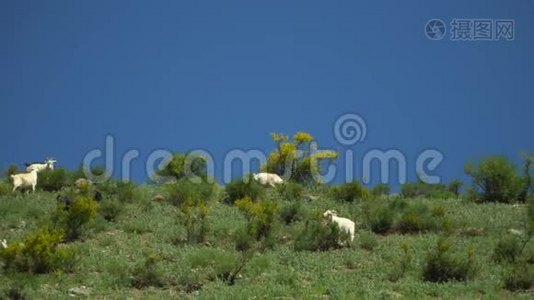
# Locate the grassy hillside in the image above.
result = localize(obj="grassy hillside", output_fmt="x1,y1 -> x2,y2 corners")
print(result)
0,182 -> 533,299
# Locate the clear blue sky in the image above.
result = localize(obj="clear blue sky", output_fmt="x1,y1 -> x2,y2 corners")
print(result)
1,1 -> 533,187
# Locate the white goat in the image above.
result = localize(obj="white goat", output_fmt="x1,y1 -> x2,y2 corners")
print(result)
0,239 -> 7,249
25,158 -> 56,172
253,172 -> 284,187
323,209 -> 356,242
11,169 -> 39,192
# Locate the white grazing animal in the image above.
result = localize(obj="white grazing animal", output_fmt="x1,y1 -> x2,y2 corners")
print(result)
11,169 -> 39,192
0,239 -> 7,249
323,209 -> 356,242
25,158 -> 56,172
253,172 -> 284,187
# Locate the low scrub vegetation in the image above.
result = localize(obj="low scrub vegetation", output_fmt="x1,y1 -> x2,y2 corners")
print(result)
331,181 -> 369,202
0,152 -> 532,298
423,239 -> 476,282
364,198 -> 447,234
0,227 -> 76,274
465,156 -> 532,203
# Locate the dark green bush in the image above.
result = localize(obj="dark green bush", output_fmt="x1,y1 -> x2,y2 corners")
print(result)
423,239 -> 476,282
365,201 -> 395,234
0,180 -> 10,196
98,180 -> 137,203
166,179 -> 214,210
0,227 -> 76,274
331,181 -> 369,202
98,198 -> 122,222
131,254 -> 165,288
294,218 -> 348,251
503,264 -> 534,291
364,198 -> 446,234
359,231 -> 378,251
52,196 -> 98,241
234,226 -> 255,252
277,182 -> 305,201
156,152 -> 208,182
400,181 -> 453,199
165,180 -> 214,245
465,156 -> 526,203
188,247 -> 238,283
370,183 -> 390,197
184,204 -> 209,244
4,165 -> 19,184
493,235 -> 522,263
37,168 -> 71,192
448,179 -> 463,197
224,175 -> 264,204
279,202 -> 303,225
388,242 -> 413,282
397,202 -> 443,233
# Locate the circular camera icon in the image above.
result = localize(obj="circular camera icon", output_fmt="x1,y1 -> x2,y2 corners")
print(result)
425,19 -> 446,40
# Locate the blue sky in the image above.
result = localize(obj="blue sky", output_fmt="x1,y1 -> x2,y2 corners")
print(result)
1,0 -> 533,187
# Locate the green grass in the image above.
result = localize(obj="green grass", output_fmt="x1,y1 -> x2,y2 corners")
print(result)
1,187 -> 533,299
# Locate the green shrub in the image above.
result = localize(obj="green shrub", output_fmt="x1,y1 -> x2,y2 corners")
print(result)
423,239 -> 476,282
365,201 -> 395,234
389,241 -> 413,282
234,226 -> 255,252
261,131 -> 338,186
294,218 -> 347,251
2,285 -> 26,300
0,180 -> 10,196
465,156 -> 525,203
98,198 -> 122,222
493,235 -> 522,263
185,203 -> 210,244
279,202 -> 303,225
131,254 -> 165,288
448,179 -> 463,197
0,227 -> 76,274
397,202 -> 443,233
503,264 -> 534,291
359,231 -> 378,251
364,198 -> 446,234
165,180 -> 214,245
52,196 -> 98,241
36,168 -> 72,192
188,247 -> 238,283
224,175 -> 264,204
400,181 -> 453,199
166,179 -> 214,210
98,180 -> 137,203
277,182 -> 305,201
263,132 -> 338,186
370,183 -> 390,197
235,197 -> 278,240
331,181 -> 369,202
4,165 -> 19,183
156,152 -> 208,182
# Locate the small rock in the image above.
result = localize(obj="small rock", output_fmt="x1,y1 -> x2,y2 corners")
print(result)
68,286 -> 92,296
152,194 -> 165,202
508,228 -> 524,236
18,221 -> 26,229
